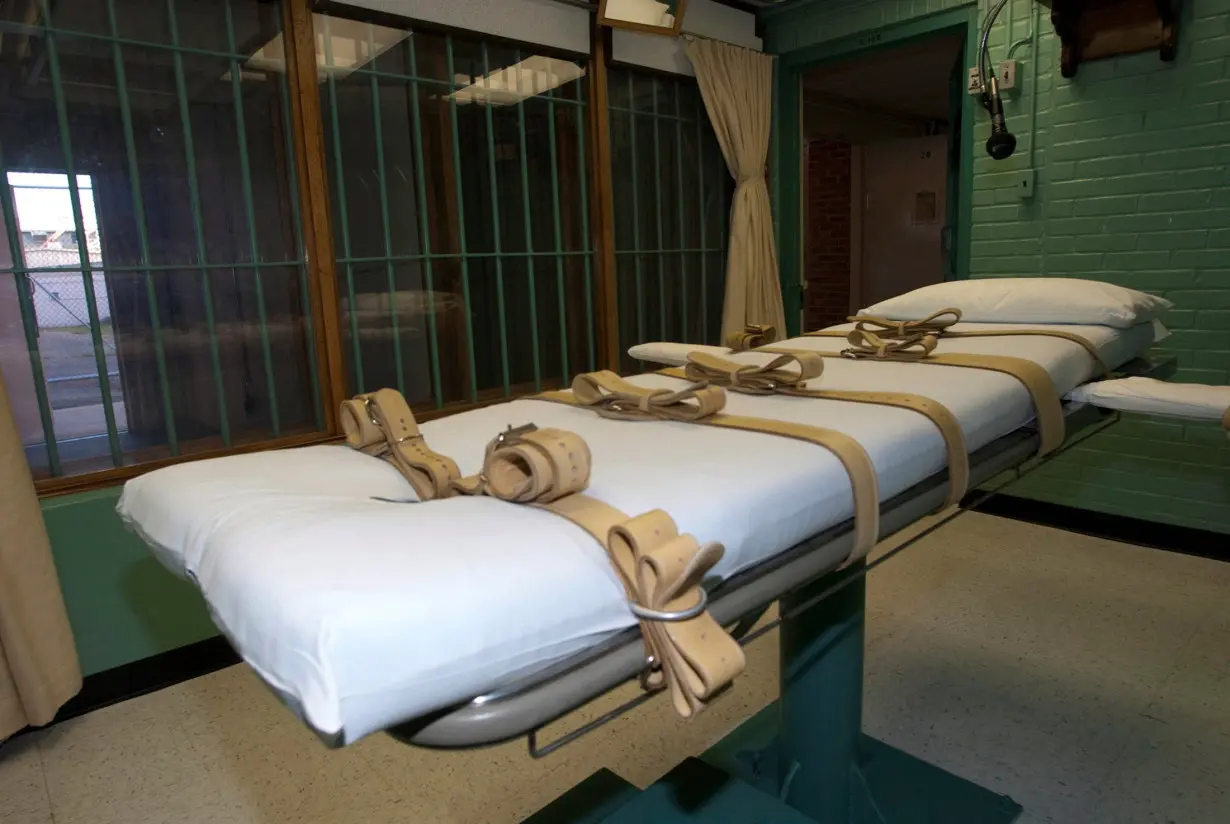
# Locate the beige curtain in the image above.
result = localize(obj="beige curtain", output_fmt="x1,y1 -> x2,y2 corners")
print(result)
0,374 -> 81,741
685,37 -> 787,343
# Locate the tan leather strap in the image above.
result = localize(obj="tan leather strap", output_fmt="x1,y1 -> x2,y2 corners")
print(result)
806,322 -> 1113,378
532,375 -> 881,563
940,329 -> 1114,378
844,328 -> 939,361
452,425 -> 745,718
784,346 -> 1066,456
850,308 -> 962,338
537,370 -> 726,422
676,350 -> 826,394
725,323 -> 777,351
670,349 -> 970,509
341,390 -> 460,500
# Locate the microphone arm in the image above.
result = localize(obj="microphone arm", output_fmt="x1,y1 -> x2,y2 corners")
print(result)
979,0 -> 1017,160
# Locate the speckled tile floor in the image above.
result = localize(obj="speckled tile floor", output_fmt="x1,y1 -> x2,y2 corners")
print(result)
2,513 -> 1228,824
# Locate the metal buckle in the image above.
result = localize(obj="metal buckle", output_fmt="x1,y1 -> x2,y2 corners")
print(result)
494,422 -> 537,447
362,396 -> 380,426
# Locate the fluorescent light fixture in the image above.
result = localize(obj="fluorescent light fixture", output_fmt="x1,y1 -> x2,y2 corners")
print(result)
232,15 -> 408,82
450,56 -> 585,106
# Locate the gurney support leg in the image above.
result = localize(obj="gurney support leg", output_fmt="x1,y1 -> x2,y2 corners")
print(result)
778,563 -> 865,821
707,564 -> 1023,823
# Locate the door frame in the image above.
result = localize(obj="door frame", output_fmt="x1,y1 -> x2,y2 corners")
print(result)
772,5 -> 979,336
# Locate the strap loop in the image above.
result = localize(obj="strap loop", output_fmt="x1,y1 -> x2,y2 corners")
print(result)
843,328 -> 939,361
850,308 -> 962,340
683,351 -> 825,394
725,323 -> 777,352
341,390 -> 460,500
566,370 -> 727,421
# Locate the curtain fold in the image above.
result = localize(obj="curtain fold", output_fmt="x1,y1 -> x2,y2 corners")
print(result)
684,37 -> 787,343
0,374 -> 81,741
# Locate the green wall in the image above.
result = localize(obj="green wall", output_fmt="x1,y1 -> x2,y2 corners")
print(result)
41,488 -> 217,676
765,0 -> 1230,533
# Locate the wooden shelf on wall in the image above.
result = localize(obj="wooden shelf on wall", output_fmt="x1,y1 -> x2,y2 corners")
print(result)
1038,0 -> 1179,78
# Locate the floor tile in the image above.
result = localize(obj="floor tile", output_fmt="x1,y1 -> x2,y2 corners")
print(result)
0,734 -> 51,824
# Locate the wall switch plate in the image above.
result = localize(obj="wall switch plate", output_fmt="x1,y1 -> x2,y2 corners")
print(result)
998,60 -> 1019,92
968,66 -> 983,95
1013,168 -> 1035,199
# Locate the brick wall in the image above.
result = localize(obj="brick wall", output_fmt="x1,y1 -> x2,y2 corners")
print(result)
804,139 -> 853,330
766,0 -> 1230,534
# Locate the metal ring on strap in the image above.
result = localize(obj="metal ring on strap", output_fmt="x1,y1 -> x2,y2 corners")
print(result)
629,587 -> 709,623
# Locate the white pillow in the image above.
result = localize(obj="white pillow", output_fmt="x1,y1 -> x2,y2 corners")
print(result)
859,278 -> 1172,329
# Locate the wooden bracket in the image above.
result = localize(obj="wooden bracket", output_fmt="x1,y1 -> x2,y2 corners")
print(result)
1041,0 -> 1179,78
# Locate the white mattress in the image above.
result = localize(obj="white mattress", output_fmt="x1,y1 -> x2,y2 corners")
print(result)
118,321 -> 1155,744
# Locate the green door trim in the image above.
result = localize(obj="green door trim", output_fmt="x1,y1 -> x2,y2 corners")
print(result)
770,4 -> 979,336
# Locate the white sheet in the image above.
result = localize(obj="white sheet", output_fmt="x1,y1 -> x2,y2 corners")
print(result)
117,321 -> 1155,744
1067,377 -> 1229,424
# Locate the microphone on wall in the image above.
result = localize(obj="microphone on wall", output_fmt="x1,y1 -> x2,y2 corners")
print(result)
984,74 -> 1017,160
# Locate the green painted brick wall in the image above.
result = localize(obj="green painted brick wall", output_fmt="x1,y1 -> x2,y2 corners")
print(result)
765,0 -> 1230,533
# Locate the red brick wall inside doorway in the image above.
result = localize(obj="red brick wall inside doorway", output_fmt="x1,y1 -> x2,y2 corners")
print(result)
804,139 -> 852,331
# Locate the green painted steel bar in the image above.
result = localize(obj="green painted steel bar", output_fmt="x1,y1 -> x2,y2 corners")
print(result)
674,82 -> 688,340
545,79 -> 569,385
320,16 -> 364,393
445,36 -> 479,403
337,250 -> 591,264
0,252 -> 591,275
607,104 -> 698,122
39,0 -> 123,466
481,43 -> 511,396
406,33 -> 444,408
514,49 -> 542,393
367,24 -> 406,395
573,76 -> 595,373
626,73 -> 645,346
105,0 -> 178,455
225,0 -> 280,435
696,90 -> 709,343
651,79 -> 666,340
0,259 -> 303,274
0,19 -> 251,61
166,0 -> 231,446
613,247 -> 719,255
0,143 -> 60,474
276,60 -> 323,429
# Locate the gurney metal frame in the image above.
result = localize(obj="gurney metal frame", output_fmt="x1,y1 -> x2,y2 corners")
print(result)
388,400 -> 1110,753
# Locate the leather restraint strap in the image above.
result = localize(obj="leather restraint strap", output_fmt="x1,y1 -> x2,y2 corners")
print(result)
534,374 -> 881,563
662,350 -> 970,508
777,338 -> 1066,456
341,389 -> 460,500
807,308 -> 1114,378
452,425 -> 745,719
726,323 -> 777,351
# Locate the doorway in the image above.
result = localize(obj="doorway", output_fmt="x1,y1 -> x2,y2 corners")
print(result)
799,31 -> 965,330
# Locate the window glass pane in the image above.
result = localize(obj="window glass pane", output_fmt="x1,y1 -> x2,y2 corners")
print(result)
608,67 -> 731,373
0,0 -> 321,480
318,12 -> 595,405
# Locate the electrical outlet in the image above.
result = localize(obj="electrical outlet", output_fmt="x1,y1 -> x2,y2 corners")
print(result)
967,66 -> 983,95
998,60 -> 1018,92
1013,169 -> 1035,200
